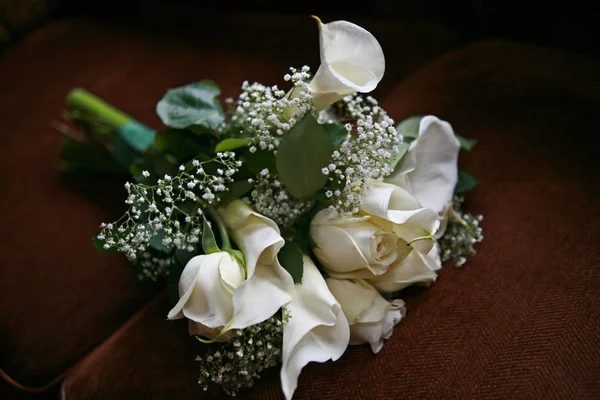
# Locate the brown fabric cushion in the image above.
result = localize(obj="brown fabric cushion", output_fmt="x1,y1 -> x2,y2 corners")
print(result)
61,39 -> 600,399
0,15 -> 458,395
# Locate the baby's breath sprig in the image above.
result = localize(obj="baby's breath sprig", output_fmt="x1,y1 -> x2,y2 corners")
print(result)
321,94 -> 402,214
96,152 -> 241,272
438,195 -> 484,267
225,66 -> 315,153
247,169 -> 314,228
197,310 -> 290,396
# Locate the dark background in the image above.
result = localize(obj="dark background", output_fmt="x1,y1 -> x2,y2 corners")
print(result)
1,0 -> 599,57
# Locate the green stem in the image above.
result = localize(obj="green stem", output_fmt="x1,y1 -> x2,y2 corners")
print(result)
67,88 -> 132,128
206,207 -> 231,251
407,234 -> 434,246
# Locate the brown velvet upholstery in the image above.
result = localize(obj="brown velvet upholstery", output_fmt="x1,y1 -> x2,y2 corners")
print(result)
0,15 -> 459,398
60,40 -> 600,399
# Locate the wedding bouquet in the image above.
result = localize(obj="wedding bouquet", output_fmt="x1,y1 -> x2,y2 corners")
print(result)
58,17 -> 483,399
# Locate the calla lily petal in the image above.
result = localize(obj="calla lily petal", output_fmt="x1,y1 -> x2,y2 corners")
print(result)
281,256 -> 349,400
309,17 -> 385,109
219,200 -> 294,330
386,116 -> 460,212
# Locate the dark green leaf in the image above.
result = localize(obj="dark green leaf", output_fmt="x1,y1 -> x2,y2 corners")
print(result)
154,129 -> 215,163
130,152 -> 178,183
218,180 -> 254,205
59,137 -> 126,176
202,216 -> 220,254
388,142 -> 411,171
396,116 -> 423,142
242,149 -> 276,175
215,138 -> 253,152
456,135 -> 478,151
277,240 -> 304,284
156,80 -> 225,130
149,229 -> 171,253
292,224 -> 313,254
276,115 -> 332,199
322,123 -> 348,151
455,170 -> 480,193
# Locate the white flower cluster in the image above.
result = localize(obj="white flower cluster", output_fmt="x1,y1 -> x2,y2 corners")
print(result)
226,66 -> 315,153
97,152 -> 241,269
322,94 -> 402,214
196,311 -> 289,396
438,195 -> 484,267
247,169 -> 313,228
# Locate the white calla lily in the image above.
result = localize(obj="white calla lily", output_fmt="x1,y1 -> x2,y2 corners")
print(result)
281,256 -> 349,400
386,116 -> 460,212
218,200 -> 294,330
327,278 -> 405,353
308,16 -> 385,110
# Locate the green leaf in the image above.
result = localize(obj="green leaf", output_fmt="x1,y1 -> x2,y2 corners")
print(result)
322,123 -> 348,151
388,142 -> 411,171
202,216 -> 220,254
218,180 -> 254,205
59,137 -> 126,176
396,116 -> 423,142
242,149 -> 276,175
457,135 -> 478,151
277,240 -> 304,284
154,129 -> 215,163
276,114 -> 332,199
292,224 -> 314,254
156,80 -> 225,130
149,229 -> 171,253
215,138 -> 253,152
455,170 -> 480,193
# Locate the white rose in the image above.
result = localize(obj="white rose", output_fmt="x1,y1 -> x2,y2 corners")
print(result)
308,16 -> 385,110
385,116 -> 460,213
318,181 -> 442,292
310,209 -> 399,275
167,252 -> 244,341
326,278 -> 405,353
368,242 -> 441,293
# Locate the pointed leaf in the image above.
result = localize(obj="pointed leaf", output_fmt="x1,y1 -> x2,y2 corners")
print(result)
215,138 -> 253,152
276,114 -> 332,199
322,123 -> 348,150
156,80 -> 224,130
202,216 -> 220,254
455,169 -> 480,193
277,240 -> 304,284
396,116 -> 423,142
456,135 -> 478,151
